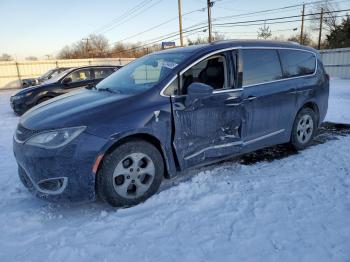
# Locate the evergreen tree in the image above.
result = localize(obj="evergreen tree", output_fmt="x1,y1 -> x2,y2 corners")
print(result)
326,15 -> 350,48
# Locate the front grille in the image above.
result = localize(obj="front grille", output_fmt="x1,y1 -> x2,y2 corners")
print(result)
15,124 -> 40,142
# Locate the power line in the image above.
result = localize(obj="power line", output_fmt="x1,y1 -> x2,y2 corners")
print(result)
212,0 -> 350,22
213,14 -> 347,28
117,7 -> 206,43
92,0 -> 150,35
111,26 -> 208,55
173,0 -> 350,32
212,8 -> 350,27
98,0 -> 165,35
66,0 -> 350,57
111,9 -> 350,55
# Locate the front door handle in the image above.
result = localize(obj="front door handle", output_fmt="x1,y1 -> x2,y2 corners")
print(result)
244,96 -> 257,102
225,96 -> 242,106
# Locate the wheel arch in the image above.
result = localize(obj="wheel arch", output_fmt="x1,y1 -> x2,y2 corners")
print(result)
97,132 -> 173,180
299,101 -> 320,126
35,92 -> 56,105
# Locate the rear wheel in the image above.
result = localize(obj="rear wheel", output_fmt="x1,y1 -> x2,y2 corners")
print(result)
290,107 -> 317,150
97,140 -> 164,207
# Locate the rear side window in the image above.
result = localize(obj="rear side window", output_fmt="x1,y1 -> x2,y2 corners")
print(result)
278,50 -> 316,78
93,68 -> 114,79
242,49 -> 282,86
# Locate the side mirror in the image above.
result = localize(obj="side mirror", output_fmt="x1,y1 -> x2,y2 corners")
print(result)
186,82 -> 213,106
62,77 -> 72,85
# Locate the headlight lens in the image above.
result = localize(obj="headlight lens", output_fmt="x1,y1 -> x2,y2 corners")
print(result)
25,126 -> 86,149
12,92 -> 32,100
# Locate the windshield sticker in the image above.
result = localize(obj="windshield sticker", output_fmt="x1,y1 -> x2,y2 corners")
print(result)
159,61 -> 178,69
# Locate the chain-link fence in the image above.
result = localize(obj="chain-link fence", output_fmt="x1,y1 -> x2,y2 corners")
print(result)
0,58 -> 135,89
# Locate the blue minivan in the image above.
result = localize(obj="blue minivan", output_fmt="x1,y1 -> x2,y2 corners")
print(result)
13,40 -> 329,206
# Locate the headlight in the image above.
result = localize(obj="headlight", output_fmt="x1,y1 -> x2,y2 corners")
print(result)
25,126 -> 86,149
12,92 -> 32,100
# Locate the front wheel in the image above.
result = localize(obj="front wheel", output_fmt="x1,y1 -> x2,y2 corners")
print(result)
97,140 -> 164,207
36,96 -> 52,105
290,107 -> 317,150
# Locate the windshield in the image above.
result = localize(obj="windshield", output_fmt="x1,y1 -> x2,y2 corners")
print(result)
43,68 -> 74,84
40,69 -> 54,79
96,52 -> 189,94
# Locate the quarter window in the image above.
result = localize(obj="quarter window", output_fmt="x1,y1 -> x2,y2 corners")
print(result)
278,50 -> 316,77
242,49 -> 282,86
163,77 -> 178,96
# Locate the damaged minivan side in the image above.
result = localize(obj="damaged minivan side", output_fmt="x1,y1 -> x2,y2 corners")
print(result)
13,40 -> 329,207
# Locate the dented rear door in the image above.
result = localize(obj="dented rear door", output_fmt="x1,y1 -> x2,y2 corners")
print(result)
171,90 -> 244,169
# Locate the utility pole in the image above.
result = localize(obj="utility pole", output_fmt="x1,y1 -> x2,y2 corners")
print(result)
318,8 -> 324,49
207,0 -> 213,43
300,4 -> 305,44
82,38 -> 90,58
178,0 -> 184,46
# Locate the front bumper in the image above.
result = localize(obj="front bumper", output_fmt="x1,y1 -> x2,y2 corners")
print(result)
13,131 -> 107,202
10,96 -> 29,115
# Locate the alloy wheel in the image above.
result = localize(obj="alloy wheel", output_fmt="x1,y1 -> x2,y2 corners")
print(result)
112,153 -> 155,199
296,114 -> 314,144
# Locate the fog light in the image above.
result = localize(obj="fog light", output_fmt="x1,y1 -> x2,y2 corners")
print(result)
37,177 -> 66,193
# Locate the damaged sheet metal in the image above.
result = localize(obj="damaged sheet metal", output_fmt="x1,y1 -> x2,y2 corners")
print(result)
171,91 -> 243,169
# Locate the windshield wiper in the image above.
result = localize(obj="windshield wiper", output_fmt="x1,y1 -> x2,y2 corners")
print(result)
97,87 -> 120,94
85,83 -> 96,90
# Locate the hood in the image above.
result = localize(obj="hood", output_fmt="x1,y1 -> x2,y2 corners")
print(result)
20,89 -> 131,131
13,82 -> 56,96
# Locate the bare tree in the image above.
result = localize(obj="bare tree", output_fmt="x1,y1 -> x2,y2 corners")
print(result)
288,32 -> 316,47
0,53 -> 13,61
187,32 -> 225,45
57,46 -> 72,59
57,34 -> 110,59
88,34 -> 110,57
310,0 -> 339,32
257,22 -> 272,40
25,56 -> 38,61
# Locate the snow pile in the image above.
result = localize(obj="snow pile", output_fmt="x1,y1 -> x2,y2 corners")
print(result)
0,80 -> 350,261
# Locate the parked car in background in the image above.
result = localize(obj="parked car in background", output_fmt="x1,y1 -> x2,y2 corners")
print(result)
21,78 -> 37,88
21,67 -> 71,88
11,65 -> 121,115
13,40 -> 329,207
36,67 -> 71,85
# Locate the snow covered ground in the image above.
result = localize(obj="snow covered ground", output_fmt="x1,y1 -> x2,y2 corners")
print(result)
0,79 -> 350,262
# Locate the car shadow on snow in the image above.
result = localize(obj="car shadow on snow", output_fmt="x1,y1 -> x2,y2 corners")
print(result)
235,122 -> 350,165
161,122 -> 350,192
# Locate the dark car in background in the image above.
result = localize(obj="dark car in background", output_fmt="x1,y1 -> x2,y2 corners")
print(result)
21,67 -> 71,88
13,40 -> 329,207
11,65 -> 120,115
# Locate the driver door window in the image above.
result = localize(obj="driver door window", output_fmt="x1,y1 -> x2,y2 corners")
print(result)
66,69 -> 92,83
181,55 -> 228,95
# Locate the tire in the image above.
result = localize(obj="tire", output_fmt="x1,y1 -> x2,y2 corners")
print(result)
290,107 -> 318,150
97,140 -> 164,207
